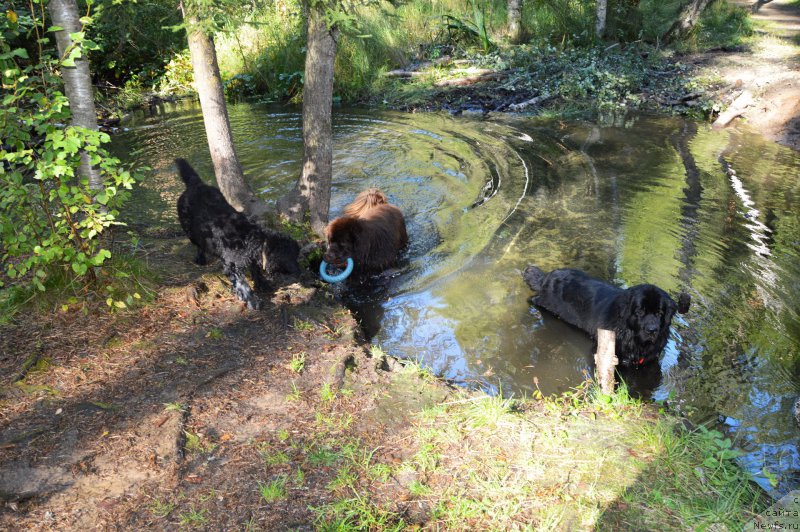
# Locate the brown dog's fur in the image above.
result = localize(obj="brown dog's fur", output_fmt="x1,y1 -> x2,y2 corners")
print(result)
324,189 -> 408,279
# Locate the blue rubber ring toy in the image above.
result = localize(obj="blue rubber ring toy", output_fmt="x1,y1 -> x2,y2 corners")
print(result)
319,257 -> 354,283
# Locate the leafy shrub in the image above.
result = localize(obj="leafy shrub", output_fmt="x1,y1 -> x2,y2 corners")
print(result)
158,49 -> 194,96
1,9 -> 140,293
223,73 -> 257,100
87,0 -> 184,89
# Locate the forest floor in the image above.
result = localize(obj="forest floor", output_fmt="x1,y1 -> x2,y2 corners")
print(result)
0,237 -> 768,530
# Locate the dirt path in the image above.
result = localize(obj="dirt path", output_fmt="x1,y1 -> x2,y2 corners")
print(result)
0,239 -> 452,529
696,0 -> 800,150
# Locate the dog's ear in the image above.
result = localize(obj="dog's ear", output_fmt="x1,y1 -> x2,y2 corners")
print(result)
676,292 -> 691,314
616,291 -> 634,320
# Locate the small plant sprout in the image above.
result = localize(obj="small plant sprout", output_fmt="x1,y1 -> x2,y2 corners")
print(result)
320,382 -> 336,403
205,327 -> 223,339
293,318 -> 315,331
289,351 -> 306,373
147,496 -> 175,518
178,507 -> 208,526
258,476 -> 288,502
286,381 -> 302,402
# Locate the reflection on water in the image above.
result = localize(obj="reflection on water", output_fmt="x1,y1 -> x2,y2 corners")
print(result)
112,102 -> 800,497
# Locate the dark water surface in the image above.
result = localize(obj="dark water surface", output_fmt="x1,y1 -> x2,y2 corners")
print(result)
113,101 -> 800,496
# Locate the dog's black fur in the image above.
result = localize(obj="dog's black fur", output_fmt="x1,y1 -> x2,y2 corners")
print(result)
523,266 -> 690,367
175,158 -> 301,310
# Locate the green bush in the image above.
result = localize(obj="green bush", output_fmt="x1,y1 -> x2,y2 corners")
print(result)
1,9 -> 140,294
158,49 -> 195,96
83,0 -> 184,89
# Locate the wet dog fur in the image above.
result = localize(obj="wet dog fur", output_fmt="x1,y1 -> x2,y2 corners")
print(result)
323,188 -> 408,280
523,266 -> 690,367
175,158 -> 300,309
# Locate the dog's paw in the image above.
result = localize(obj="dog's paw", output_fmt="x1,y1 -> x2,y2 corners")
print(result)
246,297 -> 262,311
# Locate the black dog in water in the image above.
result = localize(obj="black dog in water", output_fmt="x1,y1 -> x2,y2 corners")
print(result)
523,266 -> 690,367
175,158 -> 301,310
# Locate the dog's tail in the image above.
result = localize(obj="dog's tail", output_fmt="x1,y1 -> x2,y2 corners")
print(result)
175,158 -> 203,188
344,188 -> 388,217
522,265 -> 546,291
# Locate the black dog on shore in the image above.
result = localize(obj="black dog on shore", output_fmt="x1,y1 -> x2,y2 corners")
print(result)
176,158 -> 300,310
523,266 -> 690,367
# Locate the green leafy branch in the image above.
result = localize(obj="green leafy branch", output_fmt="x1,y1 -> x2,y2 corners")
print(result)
1,8 -> 140,294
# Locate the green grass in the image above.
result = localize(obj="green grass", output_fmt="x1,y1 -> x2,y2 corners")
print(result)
147,495 -> 175,518
311,381 -> 766,530
258,476 -> 288,503
600,423 -> 766,529
286,381 -> 302,402
312,492 -> 407,532
178,507 -> 208,526
293,318 -> 315,331
319,382 -> 336,403
289,351 -> 306,373
258,447 -> 290,467
307,446 -> 340,468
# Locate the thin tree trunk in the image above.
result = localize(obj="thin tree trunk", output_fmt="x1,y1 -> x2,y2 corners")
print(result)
596,0 -> 608,39
661,0 -> 713,44
507,0 -> 522,44
48,0 -> 102,191
183,11 -> 263,215
278,3 -> 339,237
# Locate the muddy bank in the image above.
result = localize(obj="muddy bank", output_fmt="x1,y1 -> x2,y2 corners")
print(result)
0,234 -> 769,529
0,236 -> 444,528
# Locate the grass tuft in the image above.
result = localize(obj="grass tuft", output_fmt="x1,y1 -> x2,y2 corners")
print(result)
258,476 -> 288,503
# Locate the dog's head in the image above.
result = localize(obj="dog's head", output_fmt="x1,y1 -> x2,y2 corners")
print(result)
324,217 -> 362,268
261,232 -> 301,276
619,285 -> 690,362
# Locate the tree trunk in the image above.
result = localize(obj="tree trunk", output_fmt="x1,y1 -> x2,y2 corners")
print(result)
277,3 -> 339,237
507,0 -> 523,44
596,0 -> 608,39
183,13 -> 263,216
48,0 -> 102,191
661,0 -> 713,44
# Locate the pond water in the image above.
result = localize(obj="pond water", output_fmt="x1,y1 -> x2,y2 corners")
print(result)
113,100 -> 800,497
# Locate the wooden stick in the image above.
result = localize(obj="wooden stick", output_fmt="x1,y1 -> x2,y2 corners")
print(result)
433,71 -> 507,87
594,329 -> 618,395
712,90 -> 754,129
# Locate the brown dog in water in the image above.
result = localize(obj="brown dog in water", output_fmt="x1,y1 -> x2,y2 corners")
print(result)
323,188 -> 408,280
